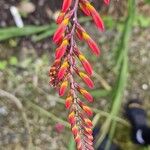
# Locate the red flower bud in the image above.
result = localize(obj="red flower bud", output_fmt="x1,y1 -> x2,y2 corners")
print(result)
85,2 -> 104,31
85,127 -> 93,135
82,32 -> 100,56
72,125 -> 78,136
79,88 -> 93,102
65,95 -> 73,109
57,61 -> 69,80
56,12 -> 65,24
82,105 -> 93,116
78,54 -> 93,76
84,118 -> 93,127
79,2 -> 91,16
79,72 -> 94,89
55,39 -> 68,59
53,18 -> 69,43
59,80 -> 68,96
68,111 -> 76,125
76,28 -> 83,40
62,0 -> 72,12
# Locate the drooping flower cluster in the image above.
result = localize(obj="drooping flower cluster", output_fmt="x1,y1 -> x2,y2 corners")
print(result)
49,0 -> 110,149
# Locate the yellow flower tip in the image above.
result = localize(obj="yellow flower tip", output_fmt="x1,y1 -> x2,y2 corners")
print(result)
82,32 -> 90,40
62,39 -> 69,45
85,2 -> 94,11
62,18 -> 69,25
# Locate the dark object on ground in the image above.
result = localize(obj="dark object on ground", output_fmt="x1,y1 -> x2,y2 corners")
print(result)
93,127 -> 121,150
125,99 -> 150,145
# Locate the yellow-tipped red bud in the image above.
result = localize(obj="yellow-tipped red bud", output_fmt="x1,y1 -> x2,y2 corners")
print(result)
75,134 -> 81,144
79,72 -> 94,89
55,39 -> 68,59
58,61 -> 69,80
82,32 -> 91,40
59,80 -> 68,96
53,18 -> 69,43
79,2 -> 91,16
68,111 -> 76,125
84,118 -> 93,127
65,96 -> 73,109
85,127 -> 92,135
79,88 -> 93,102
82,105 -> 93,117
72,125 -> 78,136
86,134 -> 94,141
79,54 -> 93,76
76,28 -> 83,40
85,2 -> 104,31
82,32 -> 100,56
56,12 -> 65,24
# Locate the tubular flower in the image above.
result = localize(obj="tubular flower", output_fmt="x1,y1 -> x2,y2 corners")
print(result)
62,0 -> 73,12
79,72 -> 94,89
49,0 -> 109,149
55,39 -> 69,59
82,32 -> 100,56
65,95 -> 73,109
85,2 -> 105,31
59,80 -> 68,96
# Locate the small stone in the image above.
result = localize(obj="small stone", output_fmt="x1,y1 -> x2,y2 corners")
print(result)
18,2 -> 35,14
142,84 -> 148,90
0,107 -> 8,116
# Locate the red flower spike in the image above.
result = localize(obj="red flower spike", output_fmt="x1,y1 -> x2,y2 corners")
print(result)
82,105 -> 93,116
57,61 -> 69,80
49,0 -> 109,149
53,18 -> 69,43
79,72 -> 94,89
62,0 -> 72,12
65,95 -> 73,109
59,80 -> 68,96
104,0 -> 110,5
55,39 -> 68,59
79,88 -> 93,102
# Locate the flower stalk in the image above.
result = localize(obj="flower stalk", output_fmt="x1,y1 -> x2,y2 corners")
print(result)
49,0 -> 110,149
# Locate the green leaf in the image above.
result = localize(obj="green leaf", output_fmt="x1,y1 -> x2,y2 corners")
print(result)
9,57 -> 18,65
0,61 -> 7,70
68,136 -> 75,150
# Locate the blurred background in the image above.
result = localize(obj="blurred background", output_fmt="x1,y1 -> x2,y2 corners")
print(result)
0,0 -> 150,150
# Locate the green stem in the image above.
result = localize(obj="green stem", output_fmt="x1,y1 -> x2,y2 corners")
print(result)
104,0 -> 136,149
25,101 -> 70,128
